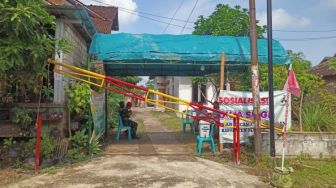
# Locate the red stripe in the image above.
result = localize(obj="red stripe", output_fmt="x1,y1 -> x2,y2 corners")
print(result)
104,76 -> 148,91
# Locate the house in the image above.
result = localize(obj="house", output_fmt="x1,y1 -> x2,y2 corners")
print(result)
0,0 -> 119,137
46,0 -> 119,103
45,0 -> 119,135
154,76 -> 217,113
310,54 -> 336,93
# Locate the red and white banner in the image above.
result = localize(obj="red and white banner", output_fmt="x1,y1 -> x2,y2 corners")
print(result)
218,90 -> 291,143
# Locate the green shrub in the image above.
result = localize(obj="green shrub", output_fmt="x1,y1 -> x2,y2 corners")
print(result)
3,137 -> 16,150
67,130 -> 89,161
41,135 -> 56,159
107,92 -> 123,128
302,103 -> 335,131
14,158 -> 23,168
20,135 -> 56,159
10,107 -> 32,128
67,148 -> 87,161
65,83 -> 90,116
89,138 -> 101,156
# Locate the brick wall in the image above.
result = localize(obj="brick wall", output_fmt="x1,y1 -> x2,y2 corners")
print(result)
53,19 -> 89,104
63,23 -> 88,66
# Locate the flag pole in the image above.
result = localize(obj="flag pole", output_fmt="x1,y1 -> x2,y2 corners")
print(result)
281,64 -> 293,170
282,90 -> 290,170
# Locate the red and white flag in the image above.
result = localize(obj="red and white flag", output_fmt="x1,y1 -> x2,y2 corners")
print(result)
283,69 -> 301,97
281,68 -> 301,169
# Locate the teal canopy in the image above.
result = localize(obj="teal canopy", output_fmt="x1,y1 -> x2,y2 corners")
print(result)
89,33 -> 290,76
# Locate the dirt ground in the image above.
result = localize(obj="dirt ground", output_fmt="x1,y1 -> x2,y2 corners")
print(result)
5,108 -> 268,188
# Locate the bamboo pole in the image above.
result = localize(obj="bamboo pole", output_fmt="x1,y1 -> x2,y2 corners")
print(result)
219,54 -> 225,152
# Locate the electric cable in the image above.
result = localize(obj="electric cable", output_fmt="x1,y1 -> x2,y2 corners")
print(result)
162,0 -> 185,33
180,0 -> 199,34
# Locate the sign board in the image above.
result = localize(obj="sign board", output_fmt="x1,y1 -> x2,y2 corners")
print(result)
90,90 -> 105,140
218,90 -> 290,143
199,120 -> 210,138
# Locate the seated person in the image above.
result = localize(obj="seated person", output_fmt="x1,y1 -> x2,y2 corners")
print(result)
121,101 -> 140,139
118,101 -> 125,115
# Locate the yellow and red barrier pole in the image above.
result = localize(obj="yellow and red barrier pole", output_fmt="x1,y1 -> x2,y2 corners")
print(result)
50,60 -> 283,164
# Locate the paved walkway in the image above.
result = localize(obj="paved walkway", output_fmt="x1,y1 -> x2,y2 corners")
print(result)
7,108 -> 267,188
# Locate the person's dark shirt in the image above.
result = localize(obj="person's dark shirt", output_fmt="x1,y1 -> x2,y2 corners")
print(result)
121,107 -> 131,125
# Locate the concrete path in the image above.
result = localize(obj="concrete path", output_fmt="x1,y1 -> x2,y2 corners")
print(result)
7,108 -> 268,188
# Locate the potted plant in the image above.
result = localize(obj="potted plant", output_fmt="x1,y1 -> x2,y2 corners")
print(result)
10,107 -> 32,129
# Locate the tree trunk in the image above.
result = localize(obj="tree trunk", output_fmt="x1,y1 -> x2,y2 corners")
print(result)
299,92 -> 304,132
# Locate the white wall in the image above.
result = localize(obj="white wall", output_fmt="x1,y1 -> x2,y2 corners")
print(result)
177,77 -> 192,112
262,132 -> 336,158
206,83 -> 217,106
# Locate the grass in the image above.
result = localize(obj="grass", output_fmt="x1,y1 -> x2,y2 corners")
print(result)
40,166 -> 59,174
288,158 -> 336,187
149,110 -> 196,146
134,117 -> 145,137
149,111 -> 183,131
151,110 -> 336,187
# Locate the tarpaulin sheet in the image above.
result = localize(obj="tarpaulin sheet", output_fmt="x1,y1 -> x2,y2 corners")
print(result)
89,33 -> 290,76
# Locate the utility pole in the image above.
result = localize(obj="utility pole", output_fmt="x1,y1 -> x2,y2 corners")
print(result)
249,0 -> 262,160
267,0 -> 276,157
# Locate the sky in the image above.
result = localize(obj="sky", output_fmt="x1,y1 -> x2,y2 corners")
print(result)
83,0 -> 336,84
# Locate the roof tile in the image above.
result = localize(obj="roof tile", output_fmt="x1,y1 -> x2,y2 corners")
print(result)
87,5 -> 118,34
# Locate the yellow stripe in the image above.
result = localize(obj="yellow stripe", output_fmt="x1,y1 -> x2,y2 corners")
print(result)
50,60 -> 106,79
222,116 -> 230,126
148,89 -> 190,104
183,104 -> 191,115
147,99 -> 188,105
146,100 -> 179,113
56,70 -> 103,88
57,69 -> 104,80
100,80 -> 105,87
144,91 -> 150,103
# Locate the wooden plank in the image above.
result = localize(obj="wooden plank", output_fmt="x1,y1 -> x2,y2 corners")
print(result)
0,123 -> 32,137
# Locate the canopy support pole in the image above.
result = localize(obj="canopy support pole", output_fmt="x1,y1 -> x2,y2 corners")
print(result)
219,54 -> 226,153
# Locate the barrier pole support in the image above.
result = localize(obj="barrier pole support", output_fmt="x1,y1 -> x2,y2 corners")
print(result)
237,116 -> 241,164
233,117 -> 237,163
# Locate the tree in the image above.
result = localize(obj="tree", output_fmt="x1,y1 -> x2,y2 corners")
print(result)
191,4 -> 266,102
145,80 -> 155,90
259,65 -> 288,91
287,51 -> 323,131
193,4 -> 266,37
116,76 -> 142,85
0,0 -> 55,101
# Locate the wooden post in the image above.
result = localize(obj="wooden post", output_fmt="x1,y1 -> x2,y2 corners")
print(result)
219,54 -> 225,152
